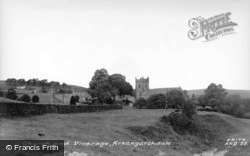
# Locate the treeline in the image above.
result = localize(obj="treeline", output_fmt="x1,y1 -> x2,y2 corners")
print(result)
134,83 -> 250,119
196,83 -> 250,118
133,89 -> 190,109
5,78 -> 68,88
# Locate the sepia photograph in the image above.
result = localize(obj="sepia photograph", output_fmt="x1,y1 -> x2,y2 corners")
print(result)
0,0 -> 250,155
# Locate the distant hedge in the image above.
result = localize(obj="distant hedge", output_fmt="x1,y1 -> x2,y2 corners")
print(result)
18,94 -> 31,103
133,98 -> 146,109
0,102 -> 122,116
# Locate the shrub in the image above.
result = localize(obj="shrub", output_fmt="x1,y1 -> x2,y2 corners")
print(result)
41,87 -> 48,93
133,98 -> 146,109
243,98 -> 250,112
32,95 -> 39,103
106,97 -> 114,104
181,100 -> 197,119
6,88 -> 18,100
208,98 -> 219,108
58,89 -> 66,94
75,95 -> 80,103
19,94 -> 31,102
165,89 -> 186,109
167,112 -> 217,144
218,94 -> 247,118
70,96 -> 76,105
217,94 -> 246,118
235,109 -> 245,118
146,94 -> 167,109
0,89 -> 4,97
168,112 -> 192,134
197,94 -> 206,108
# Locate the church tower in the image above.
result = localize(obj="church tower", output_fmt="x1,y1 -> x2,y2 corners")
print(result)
135,77 -> 149,99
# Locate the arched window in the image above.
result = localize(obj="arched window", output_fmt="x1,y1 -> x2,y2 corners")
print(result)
138,84 -> 141,88
145,84 -> 147,88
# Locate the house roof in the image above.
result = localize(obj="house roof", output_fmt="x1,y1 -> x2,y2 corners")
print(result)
141,87 -> 182,98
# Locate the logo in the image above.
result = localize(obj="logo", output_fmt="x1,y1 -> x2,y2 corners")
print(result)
6,145 -> 12,150
188,12 -> 237,41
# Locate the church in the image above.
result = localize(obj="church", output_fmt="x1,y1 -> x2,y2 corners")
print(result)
135,77 -> 182,99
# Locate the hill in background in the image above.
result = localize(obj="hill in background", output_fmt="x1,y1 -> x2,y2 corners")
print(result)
187,89 -> 250,98
0,80 -> 87,91
68,84 -> 87,92
0,80 -> 8,90
0,80 -> 88,104
1,80 -> 250,98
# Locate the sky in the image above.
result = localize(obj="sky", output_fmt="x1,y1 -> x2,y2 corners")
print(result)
0,0 -> 250,90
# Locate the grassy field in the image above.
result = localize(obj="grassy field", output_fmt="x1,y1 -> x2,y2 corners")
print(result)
0,97 -> 25,103
0,80 -> 84,104
1,108 -> 250,156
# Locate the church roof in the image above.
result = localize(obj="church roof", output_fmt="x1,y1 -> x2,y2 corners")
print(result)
141,87 -> 182,98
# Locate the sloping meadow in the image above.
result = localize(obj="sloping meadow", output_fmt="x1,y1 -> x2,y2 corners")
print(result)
126,114 -> 239,155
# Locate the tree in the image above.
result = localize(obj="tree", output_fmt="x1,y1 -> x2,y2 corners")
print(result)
19,94 -> 31,102
89,69 -> 117,103
183,90 -> 189,99
70,96 -> 76,105
5,78 -> 11,86
41,87 -> 48,93
58,88 -> 66,94
220,94 -> 246,117
26,79 -> 32,86
26,78 -> 39,86
40,79 -> 48,87
165,89 -> 186,109
204,83 -> 227,107
197,94 -> 206,108
89,68 -> 109,91
208,98 -> 219,108
50,81 -> 57,87
62,83 -> 68,88
108,74 -> 133,98
32,95 -> 39,103
75,95 -> 80,103
93,82 -> 118,103
146,94 -> 167,109
6,88 -> 18,100
224,94 -> 243,106
243,98 -> 250,112
0,88 -> 4,97
89,68 -> 134,104
133,98 -> 147,109
54,81 -> 60,88
181,99 -> 197,119
5,78 -> 17,86
17,79 -> 26,86
191,94 -> 197,100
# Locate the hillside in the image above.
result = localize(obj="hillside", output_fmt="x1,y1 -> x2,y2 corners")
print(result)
69,84 -> 87,92
0,109 -> 249,155
0,80 -> 8,90
187,89 -> 250,98
0,80 -> 87,91
0,80 -> 88,104
0,97 -> 25,103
